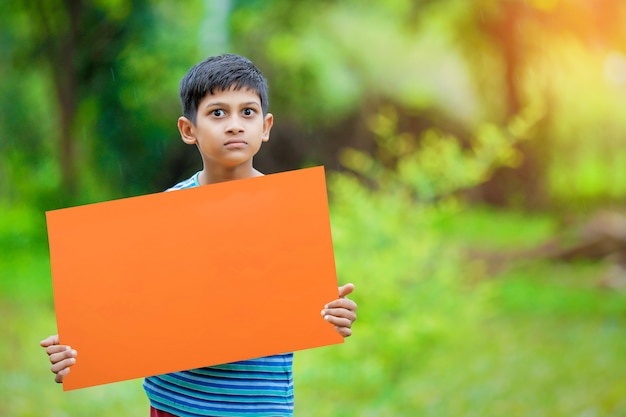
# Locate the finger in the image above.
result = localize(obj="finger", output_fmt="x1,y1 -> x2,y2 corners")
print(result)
324,298 -> 358,312
338,283 -> 355,298
46,345 -> 73,357
55,367 -> 70,383
40,335 -> 60,348
323,314 -> 354,329
49,348 -> 77,365
51,356 -> 76,375
334,326 -> 353,338
322,307 -> 357,321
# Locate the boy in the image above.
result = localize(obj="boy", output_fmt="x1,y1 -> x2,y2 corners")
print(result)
40,54 -> 357,417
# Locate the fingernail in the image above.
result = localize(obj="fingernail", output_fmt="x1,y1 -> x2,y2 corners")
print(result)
71,350 -> 77,356
321,309 -> 326,316
70,358 -> 76,364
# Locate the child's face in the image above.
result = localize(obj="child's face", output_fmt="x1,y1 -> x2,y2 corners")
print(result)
181,87 -> 272,171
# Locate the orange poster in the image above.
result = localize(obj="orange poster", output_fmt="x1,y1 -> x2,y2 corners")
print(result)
46,166 -> 343,391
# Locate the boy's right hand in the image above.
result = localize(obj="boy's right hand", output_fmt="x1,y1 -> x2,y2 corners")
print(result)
40,334 -> 77,383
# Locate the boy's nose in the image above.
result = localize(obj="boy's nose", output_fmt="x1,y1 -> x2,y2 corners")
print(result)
225,116 -> 245,134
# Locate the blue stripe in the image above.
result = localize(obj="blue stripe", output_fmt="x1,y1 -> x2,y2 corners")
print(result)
166,373 -> 292,391
150,398 -> 293,417
145,378 -> 293,405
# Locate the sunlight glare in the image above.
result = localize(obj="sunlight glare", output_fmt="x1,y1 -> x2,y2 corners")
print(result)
604,51 -> 626,86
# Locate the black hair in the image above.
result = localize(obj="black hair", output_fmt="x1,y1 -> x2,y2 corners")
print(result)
179,54 -> 269,123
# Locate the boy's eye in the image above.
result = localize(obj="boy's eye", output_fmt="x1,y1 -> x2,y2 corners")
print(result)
212,109 -> 225,117
242,108 -> 255,116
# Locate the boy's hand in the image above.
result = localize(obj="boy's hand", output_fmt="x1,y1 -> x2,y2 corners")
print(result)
40,334 -> 77,383
321,283 -> 357,337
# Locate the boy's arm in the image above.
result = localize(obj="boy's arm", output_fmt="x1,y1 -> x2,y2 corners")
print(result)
321,283 -> 357,337
40,335 -> 77,383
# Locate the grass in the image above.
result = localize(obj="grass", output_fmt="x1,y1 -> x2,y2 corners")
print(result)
292,261 -> 626,416
2,205 -> 625,416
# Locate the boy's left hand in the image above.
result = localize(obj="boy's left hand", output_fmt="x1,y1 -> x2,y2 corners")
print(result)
322,283 -> 357,337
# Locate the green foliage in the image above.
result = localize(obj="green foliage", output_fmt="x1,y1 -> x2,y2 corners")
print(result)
339,103 -> 543,201
329,171 -> 492,345
0,66 -> 59,206
429,205 -> 556,250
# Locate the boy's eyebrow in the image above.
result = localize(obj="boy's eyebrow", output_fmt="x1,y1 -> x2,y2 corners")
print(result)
204,101 -> 261,109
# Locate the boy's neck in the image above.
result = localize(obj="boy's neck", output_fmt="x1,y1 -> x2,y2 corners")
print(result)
198,165 -> 264,185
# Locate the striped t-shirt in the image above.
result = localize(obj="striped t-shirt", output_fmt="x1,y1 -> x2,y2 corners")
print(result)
143,172 -> 294,417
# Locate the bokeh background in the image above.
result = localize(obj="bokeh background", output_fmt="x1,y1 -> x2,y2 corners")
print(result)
2,0 -> 626,416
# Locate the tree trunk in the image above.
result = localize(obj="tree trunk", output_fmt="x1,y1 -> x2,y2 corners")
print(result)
33,0 -> 82,197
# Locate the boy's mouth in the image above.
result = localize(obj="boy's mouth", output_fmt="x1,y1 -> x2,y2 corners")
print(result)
224,139 -> 247,145
224,139 -> 247,149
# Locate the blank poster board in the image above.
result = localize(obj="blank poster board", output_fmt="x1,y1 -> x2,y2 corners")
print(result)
46,166 -> 343,391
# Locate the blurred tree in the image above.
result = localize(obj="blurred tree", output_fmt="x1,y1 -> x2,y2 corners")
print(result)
5,0 -> 141,199
465,0 -> 626,209
0,0 -> 213,207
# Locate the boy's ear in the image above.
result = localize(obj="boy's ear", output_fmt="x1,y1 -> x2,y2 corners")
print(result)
262,113 -> 274,143
178,116 -> 197,145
